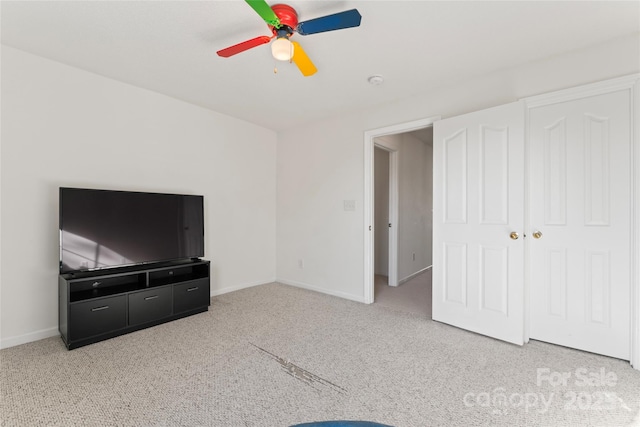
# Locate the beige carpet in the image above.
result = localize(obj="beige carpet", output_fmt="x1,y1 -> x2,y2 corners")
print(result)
1,282 -> 639,426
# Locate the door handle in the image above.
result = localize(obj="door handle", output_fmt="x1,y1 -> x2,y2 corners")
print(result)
510,231 -> 519,240
533,231 -> 543,239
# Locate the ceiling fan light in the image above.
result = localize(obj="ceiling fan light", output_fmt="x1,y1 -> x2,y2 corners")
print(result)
271,37 -> 293,61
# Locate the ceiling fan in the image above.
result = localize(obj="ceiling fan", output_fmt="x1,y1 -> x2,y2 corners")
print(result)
216,0 -> 362,77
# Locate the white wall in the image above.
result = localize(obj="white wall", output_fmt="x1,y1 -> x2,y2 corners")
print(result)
374,147 -> 389,276
0,46 -> 277,348
276,118 -> 364,301
397,132 -> 431,282
276,33 -> 640,301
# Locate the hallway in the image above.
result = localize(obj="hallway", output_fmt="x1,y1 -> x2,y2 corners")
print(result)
374,269 -> 432,318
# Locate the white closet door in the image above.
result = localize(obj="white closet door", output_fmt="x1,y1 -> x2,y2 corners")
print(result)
433,101 -> 525,345
529,90 -> 631,359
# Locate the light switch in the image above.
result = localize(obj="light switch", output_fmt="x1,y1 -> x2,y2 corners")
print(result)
343,200 -> 356,211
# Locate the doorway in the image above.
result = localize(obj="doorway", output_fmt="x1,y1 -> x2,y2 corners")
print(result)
373,140 -> 398,288
364,116 -> 439,313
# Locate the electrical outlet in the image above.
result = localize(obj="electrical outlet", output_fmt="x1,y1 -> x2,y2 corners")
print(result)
298,259 -> 303,269
412,253 -> 416,261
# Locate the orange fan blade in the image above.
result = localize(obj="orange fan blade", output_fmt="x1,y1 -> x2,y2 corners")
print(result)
291,41 -> 317,77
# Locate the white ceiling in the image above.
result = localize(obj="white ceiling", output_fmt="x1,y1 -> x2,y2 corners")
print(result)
2,1 -> 639,132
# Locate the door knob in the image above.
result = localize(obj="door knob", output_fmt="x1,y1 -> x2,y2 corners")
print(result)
510,231 -> 519,240
533,231 -> 543,239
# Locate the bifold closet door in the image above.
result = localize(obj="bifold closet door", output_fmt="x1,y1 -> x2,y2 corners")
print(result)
528,90 -> 631,360
433,101 -> 525,345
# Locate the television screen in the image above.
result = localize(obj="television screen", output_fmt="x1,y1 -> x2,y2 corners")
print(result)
59,188 -> 204,274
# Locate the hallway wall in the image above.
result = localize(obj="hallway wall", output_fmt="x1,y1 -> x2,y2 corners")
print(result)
374,147 -> 390,276
398,132 -> 432,282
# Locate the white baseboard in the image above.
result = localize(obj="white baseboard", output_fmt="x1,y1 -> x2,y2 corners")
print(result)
0,327 -> 59,350
276,278 -> 365,303
399,265 -> 432,285
210,278 -> 274,297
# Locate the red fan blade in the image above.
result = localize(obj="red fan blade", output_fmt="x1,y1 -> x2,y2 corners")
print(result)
217,35 -> 272,58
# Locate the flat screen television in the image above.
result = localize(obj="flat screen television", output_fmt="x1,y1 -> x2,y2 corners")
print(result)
59,187 -> 204,274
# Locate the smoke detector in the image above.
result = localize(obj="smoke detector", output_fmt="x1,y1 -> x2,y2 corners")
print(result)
367,75 -> 384,85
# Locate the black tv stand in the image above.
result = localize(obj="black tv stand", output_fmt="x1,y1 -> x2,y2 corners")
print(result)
58,259 -> 210,350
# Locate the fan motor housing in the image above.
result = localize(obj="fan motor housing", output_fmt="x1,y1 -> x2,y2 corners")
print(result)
270,4 -> 298,30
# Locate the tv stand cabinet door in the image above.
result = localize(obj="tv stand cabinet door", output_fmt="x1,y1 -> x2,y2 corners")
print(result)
173,279 -> 210,314
128,287 -> 172,326
69,295 -> 126,341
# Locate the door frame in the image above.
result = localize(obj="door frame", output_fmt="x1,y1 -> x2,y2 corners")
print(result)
523,74 -> 640,369
363,116 -> 440,304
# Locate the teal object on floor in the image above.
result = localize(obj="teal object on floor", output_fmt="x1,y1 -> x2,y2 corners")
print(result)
291,422 -> 393,427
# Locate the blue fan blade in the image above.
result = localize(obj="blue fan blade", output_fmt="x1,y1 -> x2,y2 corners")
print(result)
296,9 -> 361,36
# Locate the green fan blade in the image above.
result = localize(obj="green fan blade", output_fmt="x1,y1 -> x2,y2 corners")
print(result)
245,0 -> 280,27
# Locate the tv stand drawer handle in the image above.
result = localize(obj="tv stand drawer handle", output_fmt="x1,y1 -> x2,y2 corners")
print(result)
187,286 -> 199,292
144,295 -> 159,301
91,305 -> 109,312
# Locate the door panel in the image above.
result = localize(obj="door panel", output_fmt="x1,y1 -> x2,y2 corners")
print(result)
433,101 -> 525,345
529,90 -> 631,359
443,129 -> 467,224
